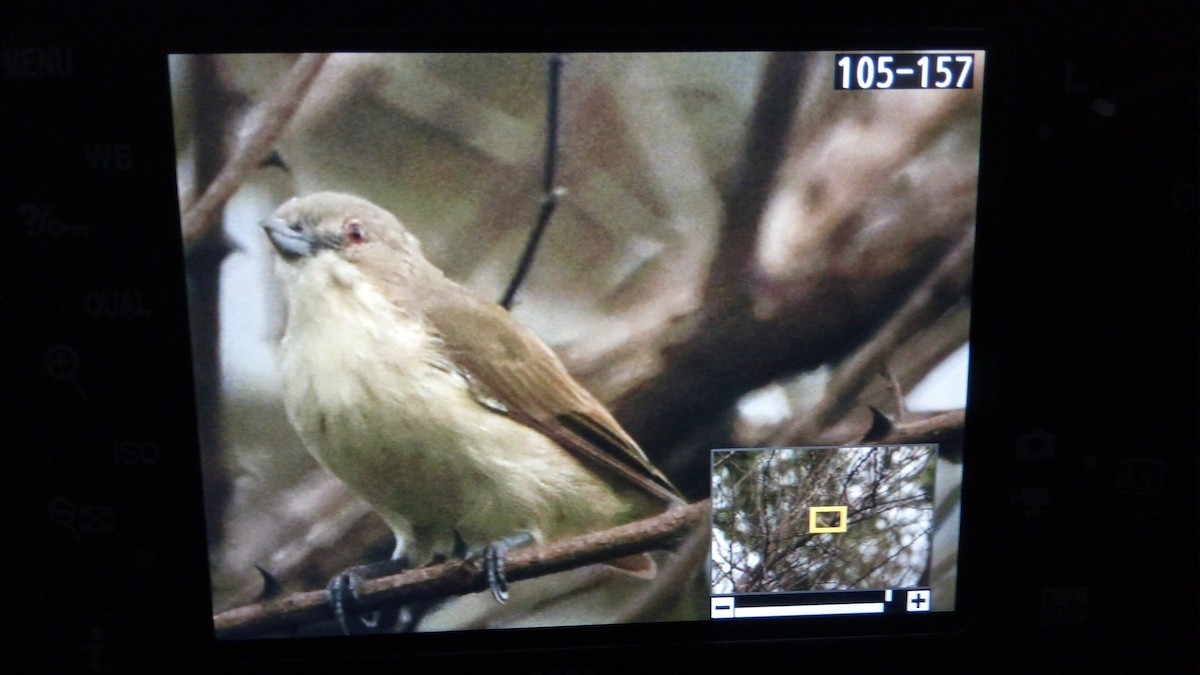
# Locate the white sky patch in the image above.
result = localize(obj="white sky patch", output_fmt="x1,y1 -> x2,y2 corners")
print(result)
906,344 -> 969,411
736,383 -> 791,429
219,187 -> 285,398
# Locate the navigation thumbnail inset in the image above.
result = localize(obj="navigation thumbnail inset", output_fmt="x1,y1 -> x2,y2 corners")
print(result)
711,444 -> 937,595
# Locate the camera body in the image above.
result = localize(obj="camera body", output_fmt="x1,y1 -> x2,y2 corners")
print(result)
3,2 -> 1196,672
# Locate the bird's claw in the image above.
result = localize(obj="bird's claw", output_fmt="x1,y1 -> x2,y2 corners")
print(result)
485,540 -> 511,604
468,531 -> 534,605
328,570 -> 374,634
326,556 -> 414,635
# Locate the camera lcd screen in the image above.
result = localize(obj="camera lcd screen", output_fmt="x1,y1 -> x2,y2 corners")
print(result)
169,49 -> 982,639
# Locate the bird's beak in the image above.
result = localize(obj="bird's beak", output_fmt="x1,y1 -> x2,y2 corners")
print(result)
262,216 -> 316,260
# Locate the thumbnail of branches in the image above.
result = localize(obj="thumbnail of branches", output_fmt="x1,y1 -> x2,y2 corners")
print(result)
711,445 -> 935,594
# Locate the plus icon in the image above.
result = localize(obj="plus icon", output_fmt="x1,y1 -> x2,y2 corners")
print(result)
906,590 -> 930,612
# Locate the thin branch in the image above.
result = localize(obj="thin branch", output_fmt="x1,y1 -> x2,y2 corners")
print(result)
213,499 -> 710,639
884,364 -> 908,418
501,53 -> 564,309
181,53 -> 330,250
879,409 -> 965,445
614,517 -> 711,623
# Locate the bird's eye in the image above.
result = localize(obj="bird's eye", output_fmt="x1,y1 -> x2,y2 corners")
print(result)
344,220 -> 367,244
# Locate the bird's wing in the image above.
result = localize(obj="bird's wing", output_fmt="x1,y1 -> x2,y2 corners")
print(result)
420,290 -> 683,506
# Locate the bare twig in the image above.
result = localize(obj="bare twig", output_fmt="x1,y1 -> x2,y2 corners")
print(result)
613,514 -> 711,623
501,53 -> 564,309
884,364 -> 908,418
213,499 -> 709,639
181,53 -> 330,250
877,409 -> 964,446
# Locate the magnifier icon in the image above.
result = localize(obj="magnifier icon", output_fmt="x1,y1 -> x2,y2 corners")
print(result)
44,344 -> 87,399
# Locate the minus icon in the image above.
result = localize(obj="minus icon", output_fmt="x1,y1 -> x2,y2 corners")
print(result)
896,68 -> 915,75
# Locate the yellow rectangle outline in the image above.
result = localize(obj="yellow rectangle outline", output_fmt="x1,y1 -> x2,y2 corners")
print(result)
809,505 -> 848,533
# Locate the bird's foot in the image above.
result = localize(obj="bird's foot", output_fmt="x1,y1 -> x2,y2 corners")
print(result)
326,557 -> 412,635
466,531 -> 535,604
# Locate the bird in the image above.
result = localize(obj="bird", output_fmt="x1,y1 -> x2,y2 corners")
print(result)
261,191 -> 686,632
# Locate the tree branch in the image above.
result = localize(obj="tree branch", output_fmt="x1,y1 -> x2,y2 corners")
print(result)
213,499 -> 710,639
772,228 -> 975,444
181,53 -> 330,250
700,51 -> 810,312
614,517 -> 710,623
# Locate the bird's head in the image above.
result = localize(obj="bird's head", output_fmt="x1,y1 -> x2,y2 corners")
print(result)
262,192 -> 425,268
